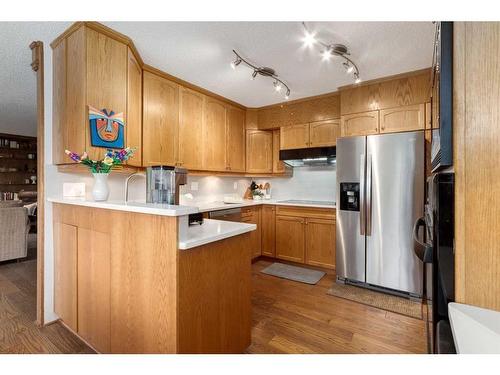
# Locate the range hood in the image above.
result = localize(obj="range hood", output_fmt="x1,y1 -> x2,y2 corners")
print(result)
280,146 -> 336,167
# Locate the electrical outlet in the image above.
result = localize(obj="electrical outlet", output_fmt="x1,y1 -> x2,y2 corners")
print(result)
233,182 -> 238,190
191,182 -> 199,191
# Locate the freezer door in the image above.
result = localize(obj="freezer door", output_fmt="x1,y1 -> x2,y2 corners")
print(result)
365,131 -> 425,296
336,136 -> 366,282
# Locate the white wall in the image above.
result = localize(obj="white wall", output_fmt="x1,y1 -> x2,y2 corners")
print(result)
256,166 -> 336,202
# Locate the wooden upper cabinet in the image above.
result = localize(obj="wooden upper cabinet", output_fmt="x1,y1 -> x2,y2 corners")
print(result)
53,26 -> 87,164
272,130 -> 285,174
126,49 -> 143,166
280,123 -> 310,150
275,215 -> 305,263
179,87 -> 204,170
226,106 -> 246,172
261,205 -> 276,257
52,38 -> 70,164
202,98 -> 227,171
86,28 -> 128,160
379,104 -> 425,134
309,119 -> 340,147
246,130 -> 273,173
142,71 -> 179,166
305,217 -> 335,269
341,111 -> 379,137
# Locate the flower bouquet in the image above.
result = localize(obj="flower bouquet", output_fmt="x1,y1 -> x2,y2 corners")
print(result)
65,148 -> 136,201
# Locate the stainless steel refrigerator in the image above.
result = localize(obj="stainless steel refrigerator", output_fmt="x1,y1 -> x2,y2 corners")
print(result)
336,131 -> 425,297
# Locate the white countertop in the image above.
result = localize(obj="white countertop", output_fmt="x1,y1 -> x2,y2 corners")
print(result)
189,199 -> 336,213
448,302 -> 500,353
47,197 -> 198,217
178,219 -> 256,250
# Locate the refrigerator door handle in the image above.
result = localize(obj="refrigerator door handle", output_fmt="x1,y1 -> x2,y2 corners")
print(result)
366,154 -> 372,236
359,154 -> 366,235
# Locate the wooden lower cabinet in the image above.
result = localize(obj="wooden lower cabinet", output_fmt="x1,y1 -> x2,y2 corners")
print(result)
242,206 -> 261,258
305,217 -> 336,269
274,206 -> 336,269
77,228 -> 111,353
261,205 -> 276,257
275,215 -> 305,263
53,222 -> 78,332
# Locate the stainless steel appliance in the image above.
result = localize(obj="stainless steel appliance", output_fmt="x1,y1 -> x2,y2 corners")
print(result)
336,131 -> 425,297
414,173 -> 455,353
431,22 -> 453,172
208,208 -> 242,222
146,166 -> 187,205
280,146 -> 336,167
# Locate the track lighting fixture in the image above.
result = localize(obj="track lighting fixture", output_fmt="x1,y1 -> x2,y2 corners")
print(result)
302,22 -> 361,84
230,50 -> 291,100
230,57 -> 242,70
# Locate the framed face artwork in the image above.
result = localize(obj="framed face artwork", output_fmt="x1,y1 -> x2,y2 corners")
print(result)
88,106 -> 125,149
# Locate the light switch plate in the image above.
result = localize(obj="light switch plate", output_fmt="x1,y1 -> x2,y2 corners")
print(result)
191,182 -> 199,191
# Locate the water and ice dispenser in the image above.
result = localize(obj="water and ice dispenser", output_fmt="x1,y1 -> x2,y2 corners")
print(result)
146,166 -> 187,205
339,182 -> 360,211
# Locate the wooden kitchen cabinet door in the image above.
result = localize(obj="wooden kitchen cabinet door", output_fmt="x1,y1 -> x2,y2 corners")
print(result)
305,217 -> 336,269
261,205 -> 276,257
202,98 -> 227,171
77,228 -> 111,353
142,72 -> 179,167
246,130 -> 273,173
179,87 -> 204,169
276,215 -> 305,263
226,106 -> 246,172
242,207 -> 262,259
280,123 -> 310,150
379,104 -> 425,134
53,222 -> 78,332
272,130 -> 285,173
126,48 -> 143,166
309,119 -> 340,147
86,28 -> 128,161
341,110 -> 379,137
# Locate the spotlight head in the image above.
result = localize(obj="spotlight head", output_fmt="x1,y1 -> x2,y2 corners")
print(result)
354,73 -> 361,84
274,81 -> 282,92
251,70 -> 258,80
230,58 -> 241,70
321,48 -> 332,61
302,31 -> 317,48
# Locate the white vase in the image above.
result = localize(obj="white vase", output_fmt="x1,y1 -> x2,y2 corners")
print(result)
92,173 -> 110,201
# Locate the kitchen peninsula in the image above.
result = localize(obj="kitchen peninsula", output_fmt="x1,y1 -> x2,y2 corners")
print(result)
48,198 -> 256,353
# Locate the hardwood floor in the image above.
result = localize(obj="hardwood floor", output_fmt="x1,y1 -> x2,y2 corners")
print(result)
247,259 -> 427,354
0,260 -> 93,353
0,258 -> 426,354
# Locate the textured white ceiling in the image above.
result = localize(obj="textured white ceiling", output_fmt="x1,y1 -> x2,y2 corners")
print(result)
0,21 -> 434,136
0,22 -> 70,136
104,21 -> 435,107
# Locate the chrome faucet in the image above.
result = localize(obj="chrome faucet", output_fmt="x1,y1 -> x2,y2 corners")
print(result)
125,172 -> 146,202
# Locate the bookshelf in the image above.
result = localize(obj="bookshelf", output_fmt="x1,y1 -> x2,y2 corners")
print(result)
0,133 -> 37,199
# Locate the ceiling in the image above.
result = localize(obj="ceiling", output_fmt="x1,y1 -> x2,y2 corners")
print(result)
0,22 -> 70,136
0,21 -> 434,136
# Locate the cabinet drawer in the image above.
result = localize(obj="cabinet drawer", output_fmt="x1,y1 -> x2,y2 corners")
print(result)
276,205 -> 335,220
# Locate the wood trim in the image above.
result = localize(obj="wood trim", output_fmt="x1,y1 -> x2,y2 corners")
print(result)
453,22 -> 466,304
50,22 -> 85,49
337,68 -> 432,91
30,40 -> 45,326
143,64 -> 246,110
